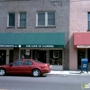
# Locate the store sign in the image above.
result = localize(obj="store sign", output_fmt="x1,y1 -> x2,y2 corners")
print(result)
0,45 -> 62,48
77,45 -> 90,48
25,45 -> 54,48
0,45 -> 19,48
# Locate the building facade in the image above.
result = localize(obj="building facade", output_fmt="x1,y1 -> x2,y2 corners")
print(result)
0,0 -> 70,70
70,0 -> 90,70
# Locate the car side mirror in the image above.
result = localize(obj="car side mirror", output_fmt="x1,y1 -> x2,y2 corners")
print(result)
10,64 -> 13,66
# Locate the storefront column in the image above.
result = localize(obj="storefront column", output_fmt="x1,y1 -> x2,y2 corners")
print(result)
14,48 -> 19,60
31,50 -> 33,59
46,50 -> 49,63
62,50 -> 64,70
6,49 -> 9,64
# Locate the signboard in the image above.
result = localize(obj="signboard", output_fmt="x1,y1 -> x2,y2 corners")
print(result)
77,45 -> 90,48
0,45 -> 19,48
25,45 -> 54,48
0,44 -> 63,48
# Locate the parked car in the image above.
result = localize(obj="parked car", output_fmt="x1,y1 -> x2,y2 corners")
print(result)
0,59 -> 51,77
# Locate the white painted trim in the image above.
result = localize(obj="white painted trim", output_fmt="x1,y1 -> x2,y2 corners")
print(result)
45,12 -> 48,26
18,13 -> 20,27
36,13 -> 38,27
50,65 -> 63,70
7,13 -> 9,27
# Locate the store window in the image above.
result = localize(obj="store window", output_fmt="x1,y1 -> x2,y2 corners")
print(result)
20,50 -> 26,59
20,50 -> 31,59
53,51 -> 59,58
49,50 -> 62,65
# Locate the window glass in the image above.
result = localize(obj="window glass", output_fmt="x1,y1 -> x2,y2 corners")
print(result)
20,13 -> 26,27
38,12 -> 45,25
37,12 -> 55,26
49,50 -> 62,65
88,13 -> 90,30
48,12 -> 55,25
53,51 -> 59,58
9,13 -> 15,26
23,60 -> 33,65
12,60 -> 22,66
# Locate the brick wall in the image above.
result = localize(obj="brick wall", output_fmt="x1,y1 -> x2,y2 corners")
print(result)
0,0 -> 70,70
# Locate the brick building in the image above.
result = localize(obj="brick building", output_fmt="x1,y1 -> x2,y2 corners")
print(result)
0,0 -> 70,70
70,0 -> 90,70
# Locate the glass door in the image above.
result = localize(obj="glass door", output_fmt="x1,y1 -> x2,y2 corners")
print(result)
77,49 -> 85,69
0,50 -> 6,65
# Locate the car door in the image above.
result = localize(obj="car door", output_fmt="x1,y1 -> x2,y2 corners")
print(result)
20,60 -> 33,74
8,60 -> 23,74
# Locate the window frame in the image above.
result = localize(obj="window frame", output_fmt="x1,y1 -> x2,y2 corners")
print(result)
36,11 -> 55,27
88,12 -> 90,30
7,12 -> 15,27
18,12 -> 26,27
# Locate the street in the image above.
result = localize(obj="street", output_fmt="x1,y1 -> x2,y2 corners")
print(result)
0,74 -> 90,90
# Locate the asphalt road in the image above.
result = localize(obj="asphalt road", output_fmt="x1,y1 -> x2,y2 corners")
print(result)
0,74 -> 90,90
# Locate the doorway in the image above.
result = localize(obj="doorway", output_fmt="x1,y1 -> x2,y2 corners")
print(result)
0,50 -> 6,65
77,49 -> 85,69
38,50 -> 46,63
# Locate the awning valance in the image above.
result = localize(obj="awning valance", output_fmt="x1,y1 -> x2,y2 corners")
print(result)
0,32 -> 65,48
74,32 -> 90,48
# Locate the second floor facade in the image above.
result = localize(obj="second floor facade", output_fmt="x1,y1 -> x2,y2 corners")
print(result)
0,0 -> 70,33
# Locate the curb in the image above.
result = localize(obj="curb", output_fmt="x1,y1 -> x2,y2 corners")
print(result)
48,71 -> 90,75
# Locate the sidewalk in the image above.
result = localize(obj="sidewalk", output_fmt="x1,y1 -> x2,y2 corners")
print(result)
49,70 -> 90,75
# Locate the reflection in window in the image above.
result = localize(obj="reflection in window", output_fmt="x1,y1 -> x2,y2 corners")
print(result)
12,60 -> 22,66
23,60 -> 33,65
53,51 -> 59,58
49,50 -> 62,65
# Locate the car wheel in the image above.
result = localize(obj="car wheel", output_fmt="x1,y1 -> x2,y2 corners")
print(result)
32,69 -> 41,77
0,69 -> 6,76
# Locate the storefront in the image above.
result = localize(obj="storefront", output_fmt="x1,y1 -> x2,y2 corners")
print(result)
0,32 -> 65,70
74,32 -> 90,70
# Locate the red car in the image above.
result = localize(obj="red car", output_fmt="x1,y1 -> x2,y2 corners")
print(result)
0,59 -> 51,77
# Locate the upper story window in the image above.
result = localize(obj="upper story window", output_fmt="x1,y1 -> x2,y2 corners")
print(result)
8,13 -> 15,27
88,13 -> 90,30
18,12 -> 26,27
36,12 -> 55,27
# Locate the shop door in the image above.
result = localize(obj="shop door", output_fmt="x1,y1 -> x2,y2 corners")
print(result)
87,49 -> 90,63
77,50 -> 85,69
38,51 -> 46,63
0,50 -> 6,65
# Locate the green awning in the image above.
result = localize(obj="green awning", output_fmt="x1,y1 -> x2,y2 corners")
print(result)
0,32 -> 65,48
